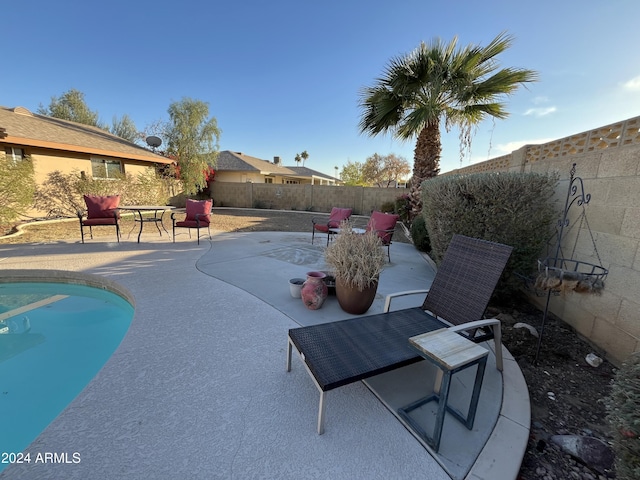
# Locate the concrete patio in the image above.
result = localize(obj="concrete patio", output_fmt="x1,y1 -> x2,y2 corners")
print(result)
0,230 -> 530,479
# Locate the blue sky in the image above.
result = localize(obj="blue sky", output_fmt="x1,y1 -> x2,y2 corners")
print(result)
4,1 -> 640,177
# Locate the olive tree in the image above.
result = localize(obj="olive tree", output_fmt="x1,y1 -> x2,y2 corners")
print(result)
165,98 -> 221,195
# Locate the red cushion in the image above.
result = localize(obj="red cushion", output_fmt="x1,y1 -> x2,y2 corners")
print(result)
185,199 -> 212,225
84,195 -> 120,219
366,211 -> 399,245
327,207 -> 352,228
314,224 -> 330,233
82,217 -> 118,226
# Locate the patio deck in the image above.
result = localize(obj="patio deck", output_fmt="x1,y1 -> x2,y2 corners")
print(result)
0,231 -> 529,479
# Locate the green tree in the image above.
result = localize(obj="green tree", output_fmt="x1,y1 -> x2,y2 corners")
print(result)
0,153 -> 36,225
359,32 -> 537,217
300,150 -> 309,166
362,153 -> 411,187
37,89 -> 105,128
294,153 -> 302,166
111,114 -> 139,142
166,98 -> 221,195
340,160 -> 367,186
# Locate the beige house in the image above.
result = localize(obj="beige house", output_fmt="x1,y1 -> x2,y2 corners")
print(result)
0,106 -> 172,190
214,150 -> 341,185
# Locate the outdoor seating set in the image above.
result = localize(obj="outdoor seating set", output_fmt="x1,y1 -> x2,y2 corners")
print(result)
77,195 -> 212,244
311,207 -> 400,261
287,234 -> 513,452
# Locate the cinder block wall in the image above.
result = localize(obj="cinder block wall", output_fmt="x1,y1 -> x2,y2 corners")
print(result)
445,116 -> 640,365
211,183 -> 404,216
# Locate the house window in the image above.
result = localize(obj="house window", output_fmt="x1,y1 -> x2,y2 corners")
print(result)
91,158 -> 122,179
4,147 -> 24,164
264,177 -> 273,184
285,179 -> 299,184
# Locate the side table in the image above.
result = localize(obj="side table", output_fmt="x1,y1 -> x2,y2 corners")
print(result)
397,328 -> 489,452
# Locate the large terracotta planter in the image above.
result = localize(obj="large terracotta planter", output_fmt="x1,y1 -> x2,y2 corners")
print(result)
335,277 -> 378,315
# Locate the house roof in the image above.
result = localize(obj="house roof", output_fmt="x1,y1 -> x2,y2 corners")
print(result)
287,166 -> 339,182
0,106 -> 171,164
215,151 -> 340,182
215,151 -> 297,175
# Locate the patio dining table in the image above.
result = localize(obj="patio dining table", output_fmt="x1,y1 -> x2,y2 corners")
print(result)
119,205 -> 175,243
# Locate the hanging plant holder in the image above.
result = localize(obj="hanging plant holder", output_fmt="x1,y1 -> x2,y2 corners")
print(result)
533,163 -> 608,364
535,257 -> 607,295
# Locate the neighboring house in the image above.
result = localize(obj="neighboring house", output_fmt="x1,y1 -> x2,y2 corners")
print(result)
0,105 -> 172,189
214,150 -> 341,185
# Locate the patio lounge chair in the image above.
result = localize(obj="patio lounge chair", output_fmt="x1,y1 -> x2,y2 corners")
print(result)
286,234 -> 513,434
77,194 -> 121,243
311,207 -> 352,245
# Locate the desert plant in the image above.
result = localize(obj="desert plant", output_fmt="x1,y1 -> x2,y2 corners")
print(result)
605,352 -> 640,479
410,215 -> 431,253
0,153 -> 36,225
325,222 -> 386,291
421,171 -> 558,298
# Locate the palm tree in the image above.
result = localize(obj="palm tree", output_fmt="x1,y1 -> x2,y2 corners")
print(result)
294,153 -> 302,166
358,32 -> 537,218
300,150 -> 309,166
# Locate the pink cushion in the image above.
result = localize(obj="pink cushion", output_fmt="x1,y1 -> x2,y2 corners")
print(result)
327,207 -> 352,228
82,217 -> 118,226
84,195 -> 120,219
366,211 -> 399,245
313,224 -> 330,233
185,199 -> 212,225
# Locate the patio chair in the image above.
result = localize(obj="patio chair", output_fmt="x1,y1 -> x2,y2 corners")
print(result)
286,234 -> 513,434
77,194 -> 121,243
311,207 -> 352,245
365,211 -> 399,261
171,199 -> 213,244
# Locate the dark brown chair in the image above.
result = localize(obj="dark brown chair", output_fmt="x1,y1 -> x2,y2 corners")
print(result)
287,234 -> 513,434
77,194 -> 121,243
311,207 -> 352,245
171,199 -> 213,244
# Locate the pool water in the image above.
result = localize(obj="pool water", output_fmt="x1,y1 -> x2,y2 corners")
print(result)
0,282 -> 133,472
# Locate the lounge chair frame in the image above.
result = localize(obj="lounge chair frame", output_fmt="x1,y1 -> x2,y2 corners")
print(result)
286,234 -> 513,434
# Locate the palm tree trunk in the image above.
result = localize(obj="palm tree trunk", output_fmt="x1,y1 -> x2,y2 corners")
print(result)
409,120 -> 441,219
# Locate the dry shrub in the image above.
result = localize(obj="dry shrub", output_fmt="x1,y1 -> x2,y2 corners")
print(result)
325,222 -> 386,291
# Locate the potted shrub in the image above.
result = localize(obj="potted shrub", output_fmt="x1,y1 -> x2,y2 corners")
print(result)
325,222 -> 386,314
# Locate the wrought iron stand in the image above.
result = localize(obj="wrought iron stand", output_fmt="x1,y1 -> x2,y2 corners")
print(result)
534,164 -> 608,363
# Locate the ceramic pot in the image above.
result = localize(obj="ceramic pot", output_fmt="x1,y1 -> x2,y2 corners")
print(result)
301,271 -> 328,310
289,278 -> 305,298
335,277 -> 378,315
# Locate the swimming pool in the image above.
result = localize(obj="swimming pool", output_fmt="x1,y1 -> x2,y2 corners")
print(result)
0,277 -> 134,473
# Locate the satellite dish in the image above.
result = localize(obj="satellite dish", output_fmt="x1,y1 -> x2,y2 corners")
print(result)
146,136 -> 162,149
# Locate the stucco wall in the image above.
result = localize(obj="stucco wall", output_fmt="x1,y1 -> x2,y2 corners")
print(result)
444,116 -> 640,365
210,182 -> 405,215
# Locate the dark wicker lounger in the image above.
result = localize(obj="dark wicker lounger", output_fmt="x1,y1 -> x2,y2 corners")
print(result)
286,235 -> 513,434
287,308 -> 446,433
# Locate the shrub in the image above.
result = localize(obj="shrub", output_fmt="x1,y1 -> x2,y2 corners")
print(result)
35,169 -> 170,217
0,153 -> 36,225
605,353 -> 640,479
410,215 -> 431,253
421,172 -> 558,298
379,201 -> 395,213
394,194 -> 411,224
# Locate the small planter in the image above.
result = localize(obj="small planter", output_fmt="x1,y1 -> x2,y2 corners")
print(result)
301,271 -> 328,310
289,278 -> 305,298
